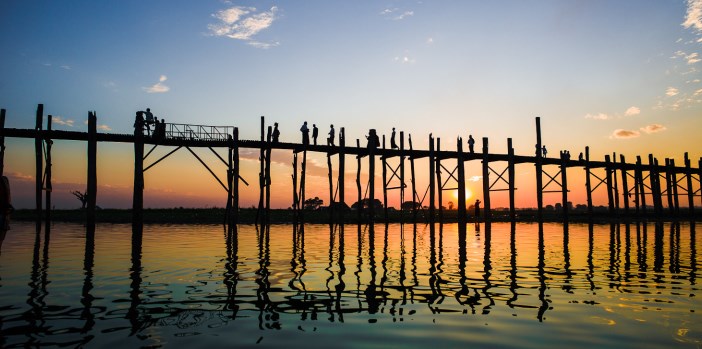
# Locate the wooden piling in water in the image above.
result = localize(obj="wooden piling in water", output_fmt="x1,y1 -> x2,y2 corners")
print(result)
356,139 -> 362,223
560,150 -> 568,221
671,159 -> 680,216
428,135 -> 435,223
409,135 -> 417,223
636,156 -> 647,216
265,126 -> 272,222
585,146 -> 593,217
256,117 -> 265,223
685,153 -> 694,216
605,155 -> 614,216
0,109 -> 5,177
133,112 -> 144,227
300,147 -> 307,222
35,104 -> 43,221
620,154 -> 630,216
45,115 -> 52,224
612,153 -> 620,213
339,128 -> 345,220
382,135 -> 388,222
535,117 -> 543,221
508,138 -> 516,221
399,132 -> 405,222
457,137 -> 466,226
87,112 -> 97,229
649,155 -> 663,216
665,158 -> 674,216
482,137 -> 491,222
369,136 -> 376,223
292,152 -> 299,222
436,137 -> 443,222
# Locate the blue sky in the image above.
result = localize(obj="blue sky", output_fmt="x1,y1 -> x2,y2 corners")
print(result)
1,1 -> 701,208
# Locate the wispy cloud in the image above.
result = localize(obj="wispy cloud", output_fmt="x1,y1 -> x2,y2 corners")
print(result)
84,120 -> 112,131
611,129 -> 640,139
640,124 -> 667,134
208,6 -> 279,48
468,175 -> 482,182
624,106 -> 640,116
380,8 -> 414,20
584,113 -> 610,120
60,65 -> 71,70
52,116 -> 74,127
426,37 -> 434,44
143,75 -> 170,93
683,0 -> 702,33
666,87 -> 679,96
394,55 -> 415,64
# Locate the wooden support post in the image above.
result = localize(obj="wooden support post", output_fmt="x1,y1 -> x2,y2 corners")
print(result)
356,139 -> 362,223
300,148 -> 307,222
585,146 -> 593,217
265,126 -> 272,222
699,157 -> 702,210
87,112 -> 97,229
257,116 -> 265,223
457,137 -> 466,226
620,154 -> 630,216
685,153 -> 694,217
232,128 -> 240,224
292,152 -> 299,222
35,104 -> 43,222
0,109 -> 5,177
399,132 -> 405,222
409,135 -> 417,223
560,150 -> 568,221
605,155 -> 614,216
45,115 -> 52,224
428,135 -> 435,223
665,158 -> 674,216
133,112 -> 144,227
671,159 -> 680,216
382,135 -> 388,222
612,153 -> 620,213
339,128 -> 345,220
226,134 -> 233,226
327,149 -> 334,221
636,156 -> 647,216
649,155 -> 662,216
535,117 -> 543,221
482,137 -> 491,222
369,137 -> 376,223
508,138 -> 516,221
436,137 -> 443,222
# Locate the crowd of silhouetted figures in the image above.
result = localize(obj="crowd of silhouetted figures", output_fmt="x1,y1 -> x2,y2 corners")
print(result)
135,108 -> 166,139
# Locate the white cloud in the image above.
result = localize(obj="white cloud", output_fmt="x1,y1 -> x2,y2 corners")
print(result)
611,129 -> 640,139
380,7 -> 414,20
60,65 -> 71,70
97,124 -> 112,131
683,0 -> 702,33
427,37 -> 434,44
394,56 -> 415,64
143,75 -> 170,93
585,113 -> 610,120
624,106 -> 640,116
666,87 -> 679,96
640,124 -> 667,134
687,52 -> 701,64
208,6 -> 278,48
468,176 -> 482,182
52,116 -> 74,127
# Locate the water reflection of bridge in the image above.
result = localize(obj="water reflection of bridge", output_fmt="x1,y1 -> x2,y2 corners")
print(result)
1,105 -> 701,230
8,221 -> 697,346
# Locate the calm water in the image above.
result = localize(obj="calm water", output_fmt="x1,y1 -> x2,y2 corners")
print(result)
0,222 -> 699,348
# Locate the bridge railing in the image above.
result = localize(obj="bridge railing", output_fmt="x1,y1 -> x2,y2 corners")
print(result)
164,123 -> 234,141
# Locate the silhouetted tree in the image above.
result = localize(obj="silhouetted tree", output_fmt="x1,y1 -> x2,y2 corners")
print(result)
401,201 -> 421,210
304,196 -> 324,210
447,201 -> 454,210
351,198 -> 383,210
71,190 -> 88,209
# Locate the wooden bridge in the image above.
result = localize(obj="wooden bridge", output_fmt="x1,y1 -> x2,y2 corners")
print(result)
1,104 -> 700,229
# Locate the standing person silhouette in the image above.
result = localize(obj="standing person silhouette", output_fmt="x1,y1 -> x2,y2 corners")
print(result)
272,122 -> 280,143
390,128 -> 398,149
474,199 -> 481,219
144,108 -> 154,136
328,124 -> 335,146
301,122 -> 310,145
468,135 -> 475,153
542,145 -> 547,157
312,124 -> 318,145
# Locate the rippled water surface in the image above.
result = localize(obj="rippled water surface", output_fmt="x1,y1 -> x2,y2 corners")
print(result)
0,222 -> 700,348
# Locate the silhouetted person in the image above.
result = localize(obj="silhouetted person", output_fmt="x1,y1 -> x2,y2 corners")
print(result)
468,135 -> 475,153
578,152 -> 584,162
390,128 -> 398,149
272,122 -> 280,143
542,145 -> 547,157
134,111 -> 145,131
144,108 -> 154,136
565,150 -> 571,160
474,199 -> 481,219
328,124 -> 335,146
366,129 -> 380,149
312,124 -> 318,145
301,122 -> 310,145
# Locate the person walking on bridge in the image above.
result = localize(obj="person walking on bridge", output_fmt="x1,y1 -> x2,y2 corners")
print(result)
301,121 -> 310,146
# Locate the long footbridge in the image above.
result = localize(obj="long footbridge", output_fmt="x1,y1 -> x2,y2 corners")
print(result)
1,105 -> 700,228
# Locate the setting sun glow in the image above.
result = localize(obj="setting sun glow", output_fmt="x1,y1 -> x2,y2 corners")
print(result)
453,188 -> 473,201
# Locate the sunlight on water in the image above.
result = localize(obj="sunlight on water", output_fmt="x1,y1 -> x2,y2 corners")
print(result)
0,222 -> 700,348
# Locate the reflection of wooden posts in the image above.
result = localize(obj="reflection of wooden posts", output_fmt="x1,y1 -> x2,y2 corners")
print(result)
436,137 -> 443,222
685,153 -> 694,216
482,137 -> 491,222
636,156 -> 646,216
457,138 -> 466,226
35,104 -> 43,221
620,154 -> 630,216
45,115 -> 53,224
671,159 -> 680,216
382,135 -> 388,222
265,126 -> 272,222
338,128 -> 345,220
87,112 -> 97,228
409,135 -> 417,223
560,150 -> 568,221
508,138 -> 516,221
356,139 -> 362,223
428,135 -> 435,223
535,117 -> 543,221
585,146 -> 593,216
369,138 -> 376,223
605,155 -> 614,215
133,112 -> 144,227
399,132 -> 405,221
